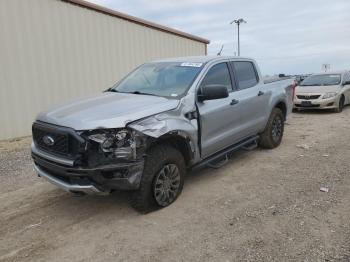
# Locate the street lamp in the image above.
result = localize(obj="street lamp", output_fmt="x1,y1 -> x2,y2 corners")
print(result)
230,18 -> 247,56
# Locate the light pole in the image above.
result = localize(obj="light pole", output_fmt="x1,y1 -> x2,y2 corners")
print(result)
230,18 -> 247,56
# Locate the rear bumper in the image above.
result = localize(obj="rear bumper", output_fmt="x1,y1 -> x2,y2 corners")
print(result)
32,146 -> 144,194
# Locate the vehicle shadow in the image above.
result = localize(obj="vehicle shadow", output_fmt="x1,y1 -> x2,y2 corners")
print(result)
185,148 -> 252,186
44,188 -> 137,216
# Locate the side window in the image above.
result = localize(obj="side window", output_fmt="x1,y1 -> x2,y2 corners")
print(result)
232,61 -> 258,89
343,73 -> 350,84
201,63 -> 233,92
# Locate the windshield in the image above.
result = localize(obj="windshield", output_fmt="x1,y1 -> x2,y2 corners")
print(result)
300,74 -> 341,86
111,62 -> 203,98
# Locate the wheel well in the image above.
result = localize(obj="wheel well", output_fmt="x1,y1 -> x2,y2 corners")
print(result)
275,101 -> 287,120
149,135 -> 193,166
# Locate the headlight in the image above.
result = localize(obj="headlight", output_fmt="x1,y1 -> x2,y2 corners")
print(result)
322,92 -> 337,99
87,129 -> 138,159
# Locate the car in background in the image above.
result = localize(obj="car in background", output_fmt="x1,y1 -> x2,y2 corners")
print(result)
294,71 -> 350,112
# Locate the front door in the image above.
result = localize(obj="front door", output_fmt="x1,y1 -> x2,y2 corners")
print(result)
197,62 -> 245,158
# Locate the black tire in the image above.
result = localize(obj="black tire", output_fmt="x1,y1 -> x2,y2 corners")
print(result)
130,145 -> 186,213
334,96 -> 344,113
259,108 -> 284,149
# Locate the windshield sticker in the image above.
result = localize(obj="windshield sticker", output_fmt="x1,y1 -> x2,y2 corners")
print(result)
180,62 -> 203,67
170,94 -> 178,97
329,75 -> 339,78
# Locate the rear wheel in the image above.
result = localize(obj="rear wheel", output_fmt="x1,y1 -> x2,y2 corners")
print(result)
130,145 -> 185,213
334,96 -> 344,113
259,108 -> 284,149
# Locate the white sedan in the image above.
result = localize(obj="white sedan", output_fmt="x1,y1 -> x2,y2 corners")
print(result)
294,71 -> 350,112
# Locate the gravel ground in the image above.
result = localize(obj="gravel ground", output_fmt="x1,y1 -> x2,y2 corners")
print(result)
0,108 -> 350,262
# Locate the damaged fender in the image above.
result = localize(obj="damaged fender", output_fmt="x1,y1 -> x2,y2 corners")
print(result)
129,101 -> 200,163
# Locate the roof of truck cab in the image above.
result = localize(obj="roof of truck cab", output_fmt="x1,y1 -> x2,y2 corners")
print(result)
153,56 -> 254,63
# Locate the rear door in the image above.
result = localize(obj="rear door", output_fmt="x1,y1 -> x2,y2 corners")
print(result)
230,61 -> 271,135
197,62 -> 245,158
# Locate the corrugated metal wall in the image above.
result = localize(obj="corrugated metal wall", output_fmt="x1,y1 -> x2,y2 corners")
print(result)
0,0 -> 207,140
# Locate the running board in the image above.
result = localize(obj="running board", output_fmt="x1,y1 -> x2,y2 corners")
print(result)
206,154 -> 229,169
242,140 -> 258,151
191,136 -> 259,171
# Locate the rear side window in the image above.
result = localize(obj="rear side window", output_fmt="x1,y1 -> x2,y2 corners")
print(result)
343,72 -> 350,83
232,61 -> 258,89
201,63 -> 233,92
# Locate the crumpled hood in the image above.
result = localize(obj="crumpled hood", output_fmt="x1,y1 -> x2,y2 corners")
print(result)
296,85 -> 341,94
36,92 -> 180,130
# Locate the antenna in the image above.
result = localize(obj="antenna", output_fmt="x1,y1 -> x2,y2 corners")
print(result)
217,44 -> 224,56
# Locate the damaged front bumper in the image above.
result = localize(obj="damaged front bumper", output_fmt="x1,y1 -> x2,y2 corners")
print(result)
32,146 -> 144,194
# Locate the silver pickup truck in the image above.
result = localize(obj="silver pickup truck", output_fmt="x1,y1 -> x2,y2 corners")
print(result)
31,56 -> 295,212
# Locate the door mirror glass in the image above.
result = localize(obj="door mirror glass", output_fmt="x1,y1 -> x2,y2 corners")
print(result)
198,85 -> 229,102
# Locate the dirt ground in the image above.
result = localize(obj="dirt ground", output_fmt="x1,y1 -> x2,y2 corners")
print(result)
1,108 -> 350,262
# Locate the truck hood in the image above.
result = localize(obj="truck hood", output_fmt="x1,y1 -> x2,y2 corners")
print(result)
296,85 -> 340,94
36,92 -> 180,130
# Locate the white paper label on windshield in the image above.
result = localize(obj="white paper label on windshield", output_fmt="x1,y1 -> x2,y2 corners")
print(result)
180,62 -> 203,67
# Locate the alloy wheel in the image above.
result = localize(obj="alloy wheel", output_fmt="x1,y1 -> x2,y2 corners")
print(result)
271,116 -> 282,143
153,164 -> 181,206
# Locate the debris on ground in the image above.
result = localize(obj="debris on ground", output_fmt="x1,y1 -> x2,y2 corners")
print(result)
320,187 -> 329,193
322,154 -> 329,157
24,220 -> 42,230
296,144 -> 312,150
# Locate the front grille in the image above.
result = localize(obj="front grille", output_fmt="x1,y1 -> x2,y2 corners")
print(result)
32,122 -> 82,157
33,127 -> 69,155
297,95 -> 320,100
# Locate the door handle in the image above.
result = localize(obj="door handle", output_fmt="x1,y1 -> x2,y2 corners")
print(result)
230,99 -> 239,105
258,91 -> 265,96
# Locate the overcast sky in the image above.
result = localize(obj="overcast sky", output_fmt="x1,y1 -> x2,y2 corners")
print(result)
87,0 -> 350,75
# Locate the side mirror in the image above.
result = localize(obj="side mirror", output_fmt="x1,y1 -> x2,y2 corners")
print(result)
198,84 -> 229,102
342,80 -> 350,86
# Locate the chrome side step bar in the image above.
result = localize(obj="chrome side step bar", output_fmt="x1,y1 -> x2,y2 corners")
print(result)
34,164 -> 108,195
192,135 -> 259,171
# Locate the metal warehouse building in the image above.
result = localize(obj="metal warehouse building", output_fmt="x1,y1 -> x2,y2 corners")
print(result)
0,0 -> 209,140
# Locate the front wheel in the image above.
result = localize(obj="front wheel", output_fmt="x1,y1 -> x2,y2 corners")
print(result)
334,96 -> 344,113
130,145 -> 185,213
259,108 -> 284,149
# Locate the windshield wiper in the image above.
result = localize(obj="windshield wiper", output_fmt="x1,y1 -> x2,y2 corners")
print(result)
104,88 -> 119,92
131,91 -> 158,96
105,89 -> 158,96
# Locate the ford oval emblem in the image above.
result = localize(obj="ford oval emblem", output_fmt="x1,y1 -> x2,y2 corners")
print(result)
43,135 -> 55,146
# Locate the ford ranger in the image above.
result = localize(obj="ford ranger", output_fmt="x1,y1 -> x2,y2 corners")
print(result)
31,56 -> 295,212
